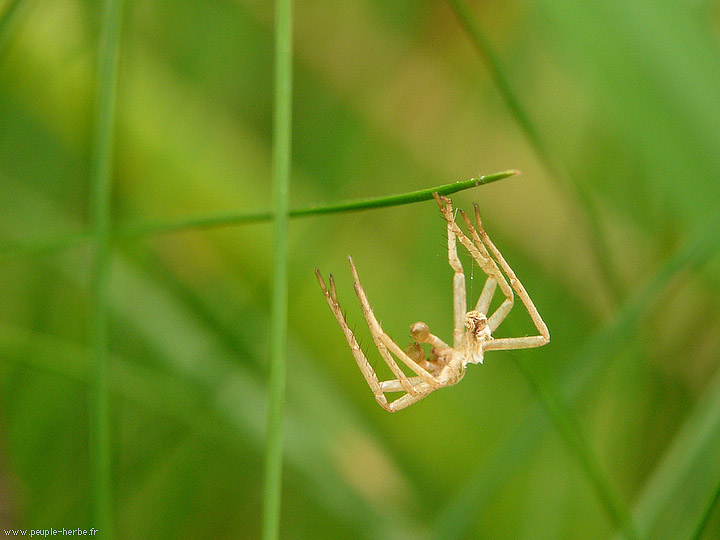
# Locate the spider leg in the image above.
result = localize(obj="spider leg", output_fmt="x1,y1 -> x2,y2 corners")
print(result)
380,385 -> 435,412
317,261 -> 444,412
316,268 -> 396,410
347,257 -> 440,388
469,205 -> 550,350
434,193 -> 514,328
457,209 -> 514,332
475,276 -> 498,315
434,194 -> 482,346
380,376 -> 426,392
441,200 -> 467,348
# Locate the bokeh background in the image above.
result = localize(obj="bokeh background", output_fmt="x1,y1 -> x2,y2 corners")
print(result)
1,0 -> 719,539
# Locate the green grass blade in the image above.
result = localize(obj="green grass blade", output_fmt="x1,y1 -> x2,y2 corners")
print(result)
0,231 -> 91,260
117,170 -> 516,235
447,0 -> 624,304
286,170 -> 516,216
0,170 -> 517,259
613,368 -> 720,540
0,256 -> 424,539
89,0 -> 123,538
447,0 -> 542,161
0,0 -> 26,57
432,213 -> 720,540
0,324 -> 232,441
689,475 -> 720,540
262,0 -> 293,538
513,358 -> 640,540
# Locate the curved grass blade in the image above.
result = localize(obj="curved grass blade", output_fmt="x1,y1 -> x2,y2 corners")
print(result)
0,170 -> 517,259
118,170 -> 516,236
432,213 -> 720,540
0,0 -> 27,57
612,368 -> 720,540
513,357 -> 641,540
689,475 -> 720,540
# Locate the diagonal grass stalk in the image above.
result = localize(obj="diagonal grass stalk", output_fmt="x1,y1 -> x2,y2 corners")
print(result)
447,0 -> 625,304
615,361 -> 720,540
690,477 -> 720,540
262,0 -> 292,538
0,0 -> 26,57
0,171 -> 517,259
89,0 -> 123,538
119,170 -> 517,237
432,212 -> 720,540
513,358 -> 640,540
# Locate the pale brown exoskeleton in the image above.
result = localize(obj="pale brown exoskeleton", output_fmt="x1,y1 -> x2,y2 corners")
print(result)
315,193 -> 549,412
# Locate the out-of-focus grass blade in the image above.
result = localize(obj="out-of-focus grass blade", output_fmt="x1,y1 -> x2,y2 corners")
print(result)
612,368 -> 720,540
88,0 -> 123,537
447,0 -> 624,304
0,324 -> 227,441
432,213 -> 720,540
0,0 -> 27,56
1,162 -> 424,540
690,476 -> 720,540
513,357 -> 640,540
533,0 -> 720,230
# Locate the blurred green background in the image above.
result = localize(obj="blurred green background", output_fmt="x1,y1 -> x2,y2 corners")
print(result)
1,0 -> 719,539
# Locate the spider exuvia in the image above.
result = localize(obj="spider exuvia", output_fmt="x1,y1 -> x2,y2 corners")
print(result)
315,193 -> 549,412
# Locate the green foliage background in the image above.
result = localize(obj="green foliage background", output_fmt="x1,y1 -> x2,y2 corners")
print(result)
1,0 -> 719,539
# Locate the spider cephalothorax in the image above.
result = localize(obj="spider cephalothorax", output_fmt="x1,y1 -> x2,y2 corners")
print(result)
464,310 -> 489,339
316,193 -> 549,412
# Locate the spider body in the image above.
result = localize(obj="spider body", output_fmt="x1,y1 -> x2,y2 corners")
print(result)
316,193 -> 549,412
462,310 -> 492,363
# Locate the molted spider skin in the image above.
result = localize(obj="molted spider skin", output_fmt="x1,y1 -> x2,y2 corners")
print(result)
316,193 -> 549,411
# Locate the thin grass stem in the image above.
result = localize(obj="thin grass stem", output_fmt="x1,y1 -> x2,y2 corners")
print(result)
262,0 -> 293,538
117,170 -> 517,236
0,171 -> 516,258
89,1 -> 123,538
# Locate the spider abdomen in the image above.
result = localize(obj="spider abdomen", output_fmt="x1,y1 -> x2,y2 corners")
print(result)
438,359 -> 466,387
